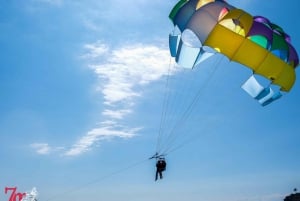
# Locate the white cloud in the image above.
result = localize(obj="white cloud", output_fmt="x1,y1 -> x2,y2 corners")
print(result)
30,143 -> 51,155
102,109 -> 132,119
81,42 -> 109,60
64,125 -> 142,156
30,143 -> 64,155
30,42 -> 171,157
89,44 -> 171,105
60,42 -> 171,156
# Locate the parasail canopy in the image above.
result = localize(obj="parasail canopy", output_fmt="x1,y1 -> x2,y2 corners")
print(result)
169,0 -> 298,106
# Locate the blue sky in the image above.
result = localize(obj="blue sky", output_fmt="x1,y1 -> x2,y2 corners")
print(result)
0,0 -> 300,201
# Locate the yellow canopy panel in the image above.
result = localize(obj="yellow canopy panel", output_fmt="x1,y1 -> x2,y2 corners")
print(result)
204,23 -> 296,91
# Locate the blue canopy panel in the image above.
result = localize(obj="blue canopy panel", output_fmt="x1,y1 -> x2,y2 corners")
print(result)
169,29 -> 215,68
176,39 -> 201,68
257,87 -> 282,106
194,49 -> 215,66
169,33 -> 181,57
241,75 -> 282,106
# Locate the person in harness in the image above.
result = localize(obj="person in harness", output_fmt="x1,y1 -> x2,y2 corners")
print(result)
155,158 -> 166,181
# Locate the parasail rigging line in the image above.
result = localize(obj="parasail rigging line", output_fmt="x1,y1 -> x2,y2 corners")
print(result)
156,55 -> 224,156
162,64 -> 254,156
156,60 -> 196,154
157,67 -> 194,151
156,57 -> 174,153
160,56 -> 223,155
157,60 -> 196,152
44,158 -> 148,201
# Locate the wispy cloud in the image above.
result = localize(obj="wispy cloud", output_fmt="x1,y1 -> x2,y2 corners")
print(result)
102,109 -> 132,119
30,143 -> 51,155
81,42 -> 109,59
64,122 -> 142,156
87,43 -> 171,104
60,42 -> 170,156
30,41 -> 171,156
30,143 -> 64,155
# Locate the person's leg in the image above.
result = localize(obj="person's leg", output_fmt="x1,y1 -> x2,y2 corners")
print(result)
155,171 -> 159,181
